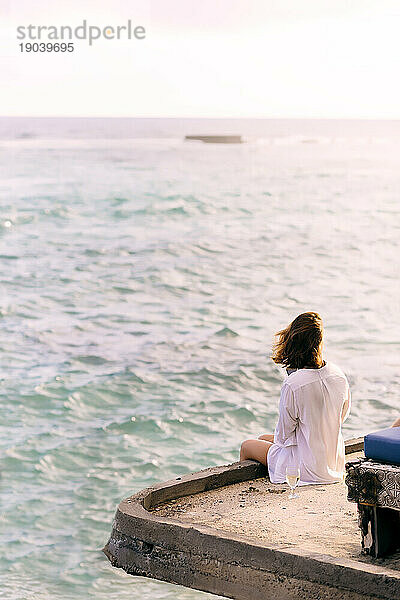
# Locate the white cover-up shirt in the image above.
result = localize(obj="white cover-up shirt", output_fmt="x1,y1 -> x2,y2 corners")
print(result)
267,361 -> 351,485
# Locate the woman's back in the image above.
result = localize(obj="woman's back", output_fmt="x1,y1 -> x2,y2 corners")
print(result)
268,361 -> 351,485
240,312 -> 352,481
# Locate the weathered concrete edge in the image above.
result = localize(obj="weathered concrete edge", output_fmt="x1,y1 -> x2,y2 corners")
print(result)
104,437 -> 400,599
344,437 -> 365,454
105,515 -> 400,600
145,437 -> 363,510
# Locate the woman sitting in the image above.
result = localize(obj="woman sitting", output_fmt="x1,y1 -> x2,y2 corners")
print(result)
240,312 -> 351,485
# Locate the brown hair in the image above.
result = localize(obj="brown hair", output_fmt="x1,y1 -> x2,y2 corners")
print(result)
271,312 -> 324,369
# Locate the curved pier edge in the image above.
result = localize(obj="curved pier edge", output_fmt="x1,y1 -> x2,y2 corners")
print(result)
103,437 -> 400,600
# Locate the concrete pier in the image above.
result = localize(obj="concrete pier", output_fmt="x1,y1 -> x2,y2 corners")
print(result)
185,135 -> 244,144
103,438 -> 400,600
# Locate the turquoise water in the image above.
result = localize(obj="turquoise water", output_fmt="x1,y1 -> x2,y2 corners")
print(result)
1,118 -> 399,599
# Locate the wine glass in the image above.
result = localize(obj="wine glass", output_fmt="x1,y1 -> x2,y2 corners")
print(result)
286,465 -> 300,499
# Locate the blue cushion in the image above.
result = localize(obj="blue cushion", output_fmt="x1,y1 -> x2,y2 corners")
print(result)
364,427 -> 400,465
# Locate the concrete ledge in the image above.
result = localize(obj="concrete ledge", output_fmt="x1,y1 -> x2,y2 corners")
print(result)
185,135 -> 244,144
103,438 -> 400,599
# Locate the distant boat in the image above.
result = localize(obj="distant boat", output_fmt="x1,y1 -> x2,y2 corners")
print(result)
185,135 -> 243,144
17,132 -> 36,139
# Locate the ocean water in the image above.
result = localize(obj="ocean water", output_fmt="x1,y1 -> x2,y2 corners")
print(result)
0,117 -> 399,600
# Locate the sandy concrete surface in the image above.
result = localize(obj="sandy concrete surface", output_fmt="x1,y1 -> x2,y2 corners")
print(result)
153,452 -> 400,570
105,446 -> 400,600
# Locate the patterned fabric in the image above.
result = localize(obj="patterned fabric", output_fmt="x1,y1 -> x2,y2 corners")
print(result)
345,458 -> 400,511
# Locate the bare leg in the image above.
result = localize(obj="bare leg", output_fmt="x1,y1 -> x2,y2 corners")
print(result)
391,417 -> 400,427
258,433 -> 274,443
240,438 -> 273,466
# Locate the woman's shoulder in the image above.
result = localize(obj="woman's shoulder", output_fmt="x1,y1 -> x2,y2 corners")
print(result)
325,360 -> 343,373
283,360 -> 346,388
324,361 -> 349,381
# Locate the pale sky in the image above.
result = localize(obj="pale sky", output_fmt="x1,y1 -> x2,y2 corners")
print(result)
2,0 -> 400,118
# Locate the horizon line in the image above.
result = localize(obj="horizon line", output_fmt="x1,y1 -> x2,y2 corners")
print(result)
1,115 -> 400,121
